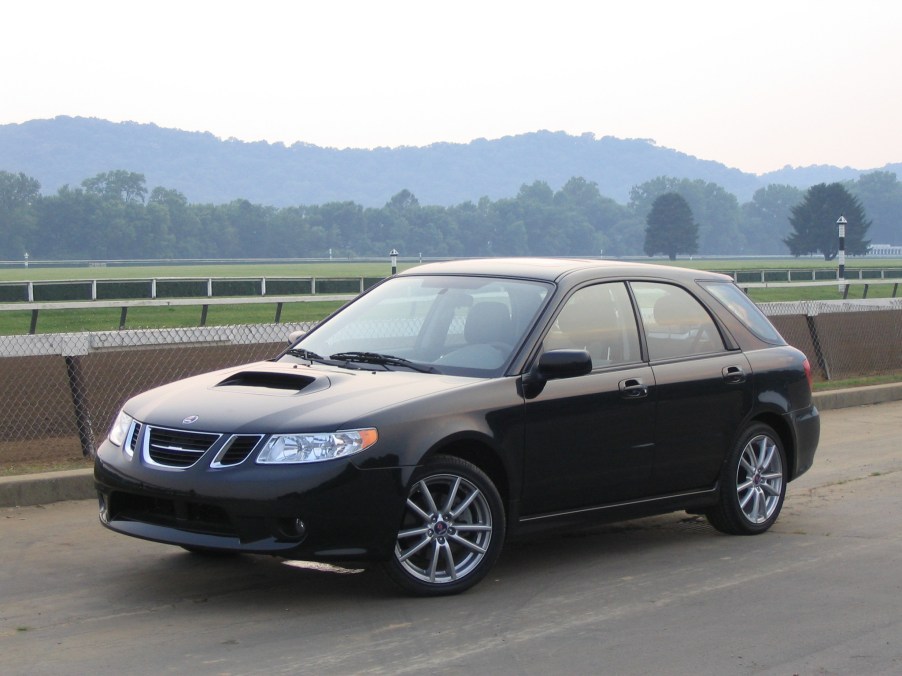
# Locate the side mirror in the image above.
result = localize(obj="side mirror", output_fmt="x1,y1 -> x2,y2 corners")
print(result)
536,349 -> 593,379
521,349 -> 592,399
287,330 -> 306,344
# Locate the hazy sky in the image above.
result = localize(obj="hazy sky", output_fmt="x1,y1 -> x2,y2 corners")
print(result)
4,0 -> 901,175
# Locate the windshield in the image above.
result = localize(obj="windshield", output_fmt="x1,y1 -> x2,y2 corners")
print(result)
284,275 -> 551,376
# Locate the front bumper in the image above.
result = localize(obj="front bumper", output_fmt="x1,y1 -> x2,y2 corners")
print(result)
94,438 -> 408,561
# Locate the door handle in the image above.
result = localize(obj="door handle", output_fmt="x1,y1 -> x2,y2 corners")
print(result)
722,365 -> 746,384
619,378 -> 648,399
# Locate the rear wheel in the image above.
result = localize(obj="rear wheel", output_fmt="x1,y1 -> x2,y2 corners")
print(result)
706,423 -> 786,535
385,455 -> 505,596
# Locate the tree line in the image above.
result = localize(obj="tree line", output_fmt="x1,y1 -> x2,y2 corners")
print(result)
0,168 -> 897,261
643,182 -> 872,261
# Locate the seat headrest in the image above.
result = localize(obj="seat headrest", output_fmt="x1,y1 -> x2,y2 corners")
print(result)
465,302 -> 513,344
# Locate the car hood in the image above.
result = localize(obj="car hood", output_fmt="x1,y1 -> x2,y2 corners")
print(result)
123,360 -> 475,434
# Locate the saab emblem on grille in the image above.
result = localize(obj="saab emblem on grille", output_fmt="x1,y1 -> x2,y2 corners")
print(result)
182,415 -> 199,424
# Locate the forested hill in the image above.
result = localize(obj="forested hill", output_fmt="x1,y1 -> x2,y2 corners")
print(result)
0,116 -> 882,207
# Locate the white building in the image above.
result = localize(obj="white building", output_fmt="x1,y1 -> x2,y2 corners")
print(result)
868,244 -> 902,256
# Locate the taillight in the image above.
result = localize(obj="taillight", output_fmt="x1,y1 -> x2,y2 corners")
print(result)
803,358 -> 813,390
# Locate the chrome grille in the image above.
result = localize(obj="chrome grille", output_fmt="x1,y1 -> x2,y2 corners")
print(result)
127,422 -> 142,456
145,426 -> 221,468
213,435 -> 263,467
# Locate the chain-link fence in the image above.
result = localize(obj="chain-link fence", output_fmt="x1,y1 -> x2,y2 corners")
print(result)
1,301 -> 900,472
762,299 -> 902,383
0,323 -> 313,471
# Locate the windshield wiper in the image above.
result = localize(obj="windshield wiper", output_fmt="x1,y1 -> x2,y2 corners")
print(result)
285,348 -> 328,363
328,351 -> 438,374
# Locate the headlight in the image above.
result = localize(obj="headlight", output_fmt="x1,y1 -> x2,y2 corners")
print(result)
108,410 -> 135,447
256,429 -> 378,464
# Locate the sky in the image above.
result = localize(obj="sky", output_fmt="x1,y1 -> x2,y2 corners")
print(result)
4,0 -> 901,175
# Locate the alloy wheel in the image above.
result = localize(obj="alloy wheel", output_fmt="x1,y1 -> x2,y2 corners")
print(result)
736,433 -> 784,524
394,473 -> 494,585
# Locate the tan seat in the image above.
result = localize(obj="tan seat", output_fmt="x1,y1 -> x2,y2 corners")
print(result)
465,302 -> 513,346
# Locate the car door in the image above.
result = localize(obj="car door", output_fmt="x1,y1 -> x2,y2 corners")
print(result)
520,282 -> 656,515
631,281 -> 754,494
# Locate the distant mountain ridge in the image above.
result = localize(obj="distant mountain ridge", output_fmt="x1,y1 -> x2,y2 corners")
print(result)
0,116 -> 894,207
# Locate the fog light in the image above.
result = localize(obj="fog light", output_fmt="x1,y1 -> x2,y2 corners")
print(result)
276,517 -> 307,541
98,495 -> 109,522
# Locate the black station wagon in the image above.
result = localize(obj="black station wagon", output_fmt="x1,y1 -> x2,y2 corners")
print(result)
95,258 -> 820,595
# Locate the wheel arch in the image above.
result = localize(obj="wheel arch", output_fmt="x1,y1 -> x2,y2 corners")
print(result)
750,410 -> 796,479
387,438 -> 511,595
423,437 -> 511,510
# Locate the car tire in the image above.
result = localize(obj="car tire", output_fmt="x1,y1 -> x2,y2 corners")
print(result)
385,455 -> 505,596
706,423 -> 787,535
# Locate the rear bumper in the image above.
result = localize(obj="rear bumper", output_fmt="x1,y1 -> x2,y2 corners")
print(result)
789,404 -> 820,480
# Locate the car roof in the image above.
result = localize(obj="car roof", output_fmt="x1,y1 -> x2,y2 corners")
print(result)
400,257 -> 732,285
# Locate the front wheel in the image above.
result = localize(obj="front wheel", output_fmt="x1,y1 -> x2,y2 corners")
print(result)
706,423 -> 786,535
385,455 -> 505,596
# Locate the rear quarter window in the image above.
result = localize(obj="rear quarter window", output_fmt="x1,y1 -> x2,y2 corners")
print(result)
700,281 -> 784,344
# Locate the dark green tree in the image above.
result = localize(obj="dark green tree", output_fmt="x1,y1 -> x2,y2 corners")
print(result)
482,196 -> 529,256
316,201 -> 368,257
517,181 -> 561,254
0,171 -> 41,208
785,183 -> 871,260
0,171 -> 42,258
553,177 -> 637,256
630,177 -> 743,254
35,186 -> 105,258
407,205 -> 451,257
849,171 -> 902,245
693,181 -> 743,254
740,184 -> 804,255
644,192 -> 698,260
82,170 -> 148,204
367,190 -> 422,257
448,199 -> 491,256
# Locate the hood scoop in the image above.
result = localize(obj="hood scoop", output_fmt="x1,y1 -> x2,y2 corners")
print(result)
213,370 -> 330,396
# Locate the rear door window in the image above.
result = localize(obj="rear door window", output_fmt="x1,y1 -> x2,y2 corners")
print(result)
631,282 -> 725,360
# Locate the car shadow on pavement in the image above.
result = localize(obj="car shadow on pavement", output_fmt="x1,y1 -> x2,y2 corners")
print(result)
100,512 -> 725,606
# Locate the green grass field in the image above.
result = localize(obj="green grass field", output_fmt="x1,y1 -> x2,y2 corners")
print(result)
3,258 -> 901,281
0,262 -> 406,334
0,261 -> 415,282
1,259 -> 899,335
0,301 -> 346,334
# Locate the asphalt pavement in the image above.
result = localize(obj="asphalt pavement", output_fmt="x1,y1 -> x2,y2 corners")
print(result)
2,382 -> 901,509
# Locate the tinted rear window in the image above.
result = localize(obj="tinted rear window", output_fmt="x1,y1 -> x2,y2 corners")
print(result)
700,282 -> 784,344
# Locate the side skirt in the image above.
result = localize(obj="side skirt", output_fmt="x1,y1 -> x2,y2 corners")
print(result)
512,486 -> 720,536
